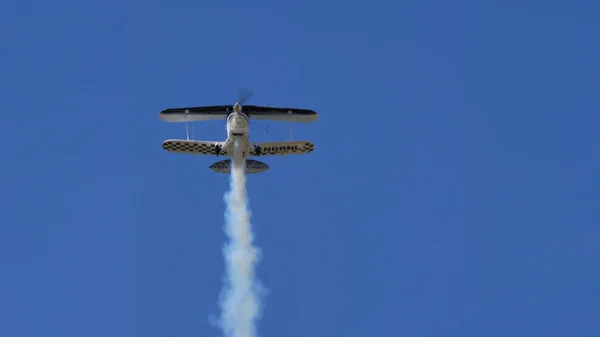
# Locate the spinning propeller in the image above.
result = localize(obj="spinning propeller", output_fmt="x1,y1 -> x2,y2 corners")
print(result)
233,88 -> 254,113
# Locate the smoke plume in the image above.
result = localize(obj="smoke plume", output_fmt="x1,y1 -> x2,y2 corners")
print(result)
218,140 -> 264,337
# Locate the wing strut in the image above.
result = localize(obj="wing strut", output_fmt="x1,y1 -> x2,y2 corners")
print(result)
185,110 -> 190,140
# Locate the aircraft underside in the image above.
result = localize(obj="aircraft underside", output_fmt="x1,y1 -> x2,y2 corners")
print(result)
159,93 -> 317,174
216,134 -> 259,158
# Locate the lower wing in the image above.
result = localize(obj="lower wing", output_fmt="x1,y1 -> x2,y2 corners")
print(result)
250,140 -> 315,156
161,139 -> 228,156
161,139 -> 315,157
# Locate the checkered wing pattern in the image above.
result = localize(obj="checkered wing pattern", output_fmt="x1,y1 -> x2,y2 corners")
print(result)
250,141 -> 315,156
162,139 -> 227,156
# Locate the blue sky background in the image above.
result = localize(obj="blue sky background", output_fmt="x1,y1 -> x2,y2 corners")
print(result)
1,0 -> 598,336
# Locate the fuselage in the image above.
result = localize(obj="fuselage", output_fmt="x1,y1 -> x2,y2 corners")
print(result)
226,111 -> 249,138
220,111 -> 255,157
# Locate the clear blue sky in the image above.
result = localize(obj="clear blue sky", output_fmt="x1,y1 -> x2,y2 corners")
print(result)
1,0 -> 598,336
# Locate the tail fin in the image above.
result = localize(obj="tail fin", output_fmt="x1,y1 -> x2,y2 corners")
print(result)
209,159 -> 269,174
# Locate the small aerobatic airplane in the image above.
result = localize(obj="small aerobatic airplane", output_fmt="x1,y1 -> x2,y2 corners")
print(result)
159,91 -> 318,174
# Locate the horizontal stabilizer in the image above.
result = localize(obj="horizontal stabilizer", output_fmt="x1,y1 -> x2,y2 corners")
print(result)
209,159 -> 269,174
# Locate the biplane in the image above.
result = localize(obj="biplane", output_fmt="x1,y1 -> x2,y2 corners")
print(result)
159,91 -> 317,174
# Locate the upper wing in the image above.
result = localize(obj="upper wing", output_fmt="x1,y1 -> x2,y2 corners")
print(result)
250,140 -> 315,156
159,105 -> 318,123
161,139 -> 229,156
244,105 -> 318,122
159,105 -> 231,122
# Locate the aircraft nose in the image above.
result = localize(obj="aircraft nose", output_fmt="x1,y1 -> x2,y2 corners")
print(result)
233,115 -> 245,125
234,103 -> 242,113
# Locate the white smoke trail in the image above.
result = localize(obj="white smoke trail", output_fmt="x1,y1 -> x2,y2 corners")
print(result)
218,140 -> 264,337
